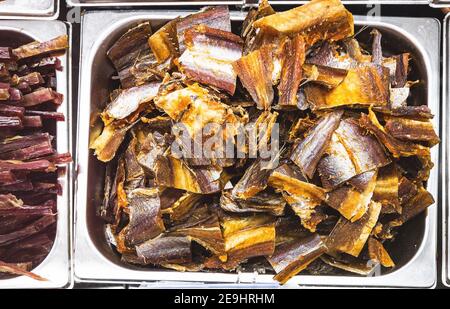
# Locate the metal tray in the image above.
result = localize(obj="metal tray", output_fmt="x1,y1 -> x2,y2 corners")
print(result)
0,20 -> 72,289
75,10 -> 440,288
66,0 -> 428,7
67,0 -> 243,7
0,0 -> 58,20
442,13 -> 450,289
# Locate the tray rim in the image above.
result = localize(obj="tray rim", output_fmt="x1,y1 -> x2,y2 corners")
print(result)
75,10 -> 440,288
0,20 -> 73,289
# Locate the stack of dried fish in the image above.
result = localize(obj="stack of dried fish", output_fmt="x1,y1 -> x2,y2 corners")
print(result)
0,35 -> 70,281
93,0 -> 438,284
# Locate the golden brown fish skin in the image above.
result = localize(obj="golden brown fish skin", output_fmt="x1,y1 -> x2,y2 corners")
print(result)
253,0 -> 354,47
162,192 -> 203,224
305,65 -> 390,110
277,35 -> 306,108
326,201 -> 382,257
326,170 -> 377,222
290,110 -> 343,179
220,191 -> 286,217
148,18 -> 180,64
220,214 -> 276,265
359,109 -> 431,158
368,237 -> 395,268
233,46 -> 274,110
373,164 -> 401,214
268,169 -> 327,232
268,234 -> 327,284
302,63 -> 348,89
384,117 -> 440,146
90,122 -> 132,163
231,159 -> 274,200
13,35 -> 69,60
155,155 -> 224,194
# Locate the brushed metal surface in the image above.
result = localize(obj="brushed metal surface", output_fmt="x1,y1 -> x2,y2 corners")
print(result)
442,13 -> 449,289
0,20 -> 73,289
0,0 -> 58,19
75,10 -> 440,288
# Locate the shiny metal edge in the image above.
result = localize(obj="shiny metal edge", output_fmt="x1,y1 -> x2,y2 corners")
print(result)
66,0 -> 243,7
66,0 -> 427,7
75,11 -> 440,288
0,20 -> 72,289
442,13 -> 449,289
0,1 -> 59,20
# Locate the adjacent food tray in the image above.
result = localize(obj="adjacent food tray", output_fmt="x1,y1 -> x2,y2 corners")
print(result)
0,20 -> 72,289
442,13 -> 450,289
75,10 -> 440,288
66,0 -> 243,7
65,0 -> 428,7
0,0 -> 58,20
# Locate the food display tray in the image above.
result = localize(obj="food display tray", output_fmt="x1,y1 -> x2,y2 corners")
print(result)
0,20 -> 73,289
0,0 -> 58,20
74,10 -> 440,288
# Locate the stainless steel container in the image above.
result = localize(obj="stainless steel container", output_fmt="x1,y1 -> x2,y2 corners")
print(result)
66,0 -> 243,7
0,0 -> 58,20
66,0 -> 429,7
75,10 -> 440,288
442,13 -> 450,289
0,20 -> 72,289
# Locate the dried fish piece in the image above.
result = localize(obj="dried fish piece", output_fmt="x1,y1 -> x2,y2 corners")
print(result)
276,35 -> 306,108
90,122 -> 134,163
13,35 -> 68,60
0,260 -> 46,282
318,118 -> 389,189
178,25 -> 243,95
302,64 -> 348,89
305,65 -> 390,110
233,45 -> 274,110
104,82 -> 161,121
221,214 -> 276,264
373,164 -> 401,214
253,0 -> 354,46
148,18 -> 180,64
107,22 -> 152,70
326,170 -> 377,222
368,237 -> 395,268
119,188 -> 165,247
170,204 -> 225,258
162,191 -> 202,223
220,191 -> 286,216
384,117 -> 440,146
136,236 -> 192,265
232,159 -> 274,200
268,234 -> 327,284
359,109 -> 430,158
155,155 -> 225,194
290,110 -> 343,179
398,184 -> 434,224
326,201 -> 382,257
320,255 -> 378,276
176,6 -> 231,54
269,169 -> 327,232
241,0 -> 276,54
